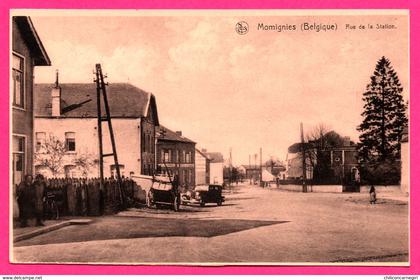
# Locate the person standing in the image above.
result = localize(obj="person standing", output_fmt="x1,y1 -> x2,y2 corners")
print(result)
369,185 -> 377,204
16,175 -> 33,227
33,174 -> 47,226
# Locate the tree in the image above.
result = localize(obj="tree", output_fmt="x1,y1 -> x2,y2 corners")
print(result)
357,56 -> 408,164
35,134 -> 67,177
35,134 -> 95,177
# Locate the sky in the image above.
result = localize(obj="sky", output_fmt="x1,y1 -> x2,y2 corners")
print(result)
27,11 -> 409,165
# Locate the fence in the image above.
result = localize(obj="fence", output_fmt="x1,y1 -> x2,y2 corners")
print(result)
43,177 -> 138,217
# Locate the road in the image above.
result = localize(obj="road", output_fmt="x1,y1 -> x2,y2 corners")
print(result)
12,183 -> 409,264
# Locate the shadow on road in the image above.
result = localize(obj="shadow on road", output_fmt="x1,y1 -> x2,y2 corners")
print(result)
15,217 -> 289,247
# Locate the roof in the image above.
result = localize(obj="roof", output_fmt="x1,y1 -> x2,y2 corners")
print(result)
34,83 -> 159,123
156,125 -> 196,144
13,16 -> 51,66
195,149 -> 210,159
240,165 -> 261,170
205,152 -> 224,163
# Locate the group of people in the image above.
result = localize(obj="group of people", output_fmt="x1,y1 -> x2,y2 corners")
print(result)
15,175 -> 139,227
16,174 -> 47,227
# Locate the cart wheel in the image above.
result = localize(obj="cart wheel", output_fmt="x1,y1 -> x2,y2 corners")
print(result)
173,196 -> 179,212
146,191 -> 152,208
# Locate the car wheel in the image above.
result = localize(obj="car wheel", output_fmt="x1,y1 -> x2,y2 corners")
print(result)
217,199 -> 222,206
173,196 -> 179,212
200,202 -> 205,207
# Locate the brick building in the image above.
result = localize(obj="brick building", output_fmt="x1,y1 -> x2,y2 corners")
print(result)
12,16 -> 51,186
156,126 -> 196,188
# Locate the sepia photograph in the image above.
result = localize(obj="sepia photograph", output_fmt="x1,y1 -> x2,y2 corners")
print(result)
10,10 -> 409,265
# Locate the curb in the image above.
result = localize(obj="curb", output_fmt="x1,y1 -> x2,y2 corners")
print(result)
14,219 -> 92,243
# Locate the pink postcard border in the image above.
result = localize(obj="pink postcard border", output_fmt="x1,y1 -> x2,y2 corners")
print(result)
0,0 -> 418,275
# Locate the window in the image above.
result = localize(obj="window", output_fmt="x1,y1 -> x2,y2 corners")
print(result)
35,132 -> 46,152
141,132 -> 145,152
161,149 -> 172,163
65,132 -> 76,152
12,136 -> 25,185
64,165 -> 77,178
186,152 -> 191,163
111,164 -> 125,178
12,54 -> 24,108
182,150 -> 186,163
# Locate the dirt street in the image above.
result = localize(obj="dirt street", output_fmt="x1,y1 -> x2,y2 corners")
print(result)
12,183 -> 409,264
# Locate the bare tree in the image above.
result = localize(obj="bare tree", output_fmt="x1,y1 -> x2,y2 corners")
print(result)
302,123 -> 349,184
73,154 -> 95,177
34,134 -> 66,177
35,134 -> 95,177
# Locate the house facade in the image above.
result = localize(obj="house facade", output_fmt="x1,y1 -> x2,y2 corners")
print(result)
204,152 -> 224,184
156,126 -> 196,188
12,16 -> 51,186
33,82 -> 159,178
286,137 -> 358,184
195,149 -> 210,185
239,165 -> 261,182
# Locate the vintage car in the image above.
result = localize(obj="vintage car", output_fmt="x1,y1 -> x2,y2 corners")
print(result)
146,175 -> 181,211
183,184 -> 225,207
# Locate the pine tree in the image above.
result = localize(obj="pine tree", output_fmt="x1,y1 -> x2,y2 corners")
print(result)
357,56 -> 408,165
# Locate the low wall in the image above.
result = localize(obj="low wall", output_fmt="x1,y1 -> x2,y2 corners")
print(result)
270,183 -> 403,193
360,185 -> 402,193
269,183 -> 344,192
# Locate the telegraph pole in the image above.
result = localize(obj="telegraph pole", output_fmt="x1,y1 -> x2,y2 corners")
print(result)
260,147 -> 263,187
248,154 -> 251,183
300,122 -> 307,192
229,147 -> 232,186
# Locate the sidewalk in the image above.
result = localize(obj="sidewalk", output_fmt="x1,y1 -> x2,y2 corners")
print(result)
13,217 -> 92,243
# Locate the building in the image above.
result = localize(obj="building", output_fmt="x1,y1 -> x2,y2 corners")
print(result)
156,126 -> 196,188
195,148 -> 210,185
400,127 -> 409,193
12,16 -> 51,186
33,81 -> 159,178
238,165 -> 261,182
204,152 -> 224,184
286,136 -> 358,185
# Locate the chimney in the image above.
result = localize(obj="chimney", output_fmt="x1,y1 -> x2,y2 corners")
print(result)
51,70 -> 61,117
176,131 -> 182,136
343,136 -> 351,146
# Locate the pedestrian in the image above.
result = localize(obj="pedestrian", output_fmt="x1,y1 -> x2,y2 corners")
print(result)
33,174 -> 47,226
16,175 -> 33,227
369,185 -> 377,204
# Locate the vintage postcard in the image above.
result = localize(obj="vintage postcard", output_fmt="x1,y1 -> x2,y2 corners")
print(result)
9,9 -> 409,266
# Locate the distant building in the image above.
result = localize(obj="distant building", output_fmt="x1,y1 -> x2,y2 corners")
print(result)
286,136 -> 358,184
400,127 -> 409,193
12,16 -> 51,186
195,148 -> 210,185
34,82 -> 159,178
204,152 -> 224,184
156,126 -> 196,188
238,165 -> 260,182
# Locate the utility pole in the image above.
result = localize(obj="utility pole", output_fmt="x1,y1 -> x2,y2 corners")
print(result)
229,147 -> 232,186
260,147 -> 263,187
254,153 -> 257,185
300,122 -> 307,193
248,154 -> 251,183
95,64 -> 125,209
